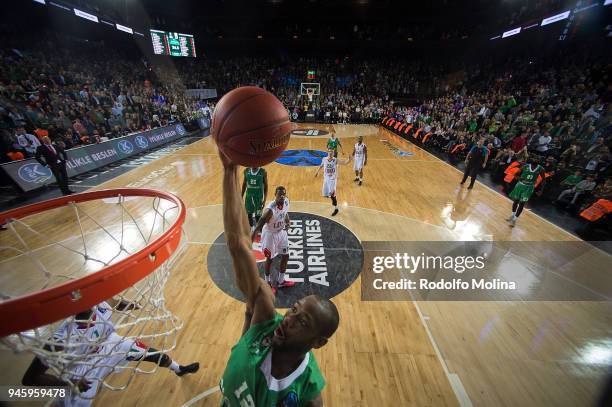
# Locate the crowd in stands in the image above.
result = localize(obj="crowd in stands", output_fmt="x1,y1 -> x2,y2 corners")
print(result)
384,52 -> 610,236
1,32 -> 419,165
0,35 -> 198,163
179,56 -> 447,123
1,42 -> 436,165
0,24 -> 609,235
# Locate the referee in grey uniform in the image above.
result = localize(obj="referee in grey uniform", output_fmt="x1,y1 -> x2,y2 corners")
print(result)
460,138 -> 489,190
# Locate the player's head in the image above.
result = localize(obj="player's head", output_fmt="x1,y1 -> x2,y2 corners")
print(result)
327,148 -> 334,157
74,305 -> 96,328
275,186 -> 286,205
75,308 -> 93,320
272,295 -> 339,352
358,136 -> 363,144
477,138 -> 485,147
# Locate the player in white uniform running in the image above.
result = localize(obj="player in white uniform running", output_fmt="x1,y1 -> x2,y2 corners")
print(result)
352,136 -> 367,186
22,299 -> 199,407
315,148 -> 351,216
251,186 -> 294,294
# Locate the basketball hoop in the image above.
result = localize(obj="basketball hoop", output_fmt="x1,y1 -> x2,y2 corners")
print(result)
0,189 -> 186,397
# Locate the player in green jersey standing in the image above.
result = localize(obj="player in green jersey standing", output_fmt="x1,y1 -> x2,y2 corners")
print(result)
241,167 -> 268,231
507,158 -> 545,227
326,132 -> 343,158
219,149 -> 339,407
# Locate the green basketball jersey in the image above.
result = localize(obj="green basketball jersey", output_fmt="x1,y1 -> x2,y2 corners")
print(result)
220,314 -> 325,407
327,137 -> 340,152
517,164 -> 543,186
244,168 -> 266,193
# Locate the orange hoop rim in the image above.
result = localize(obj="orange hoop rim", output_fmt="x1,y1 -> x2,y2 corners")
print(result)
0,188 -> 186,338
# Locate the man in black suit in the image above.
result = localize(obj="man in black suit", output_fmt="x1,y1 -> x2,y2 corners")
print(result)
35,136 -> 73,195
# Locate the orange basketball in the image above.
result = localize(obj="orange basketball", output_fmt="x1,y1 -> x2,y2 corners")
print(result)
212,86 -> 291,167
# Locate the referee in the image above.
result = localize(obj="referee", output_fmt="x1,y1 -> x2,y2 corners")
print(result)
460,138 -> 489,190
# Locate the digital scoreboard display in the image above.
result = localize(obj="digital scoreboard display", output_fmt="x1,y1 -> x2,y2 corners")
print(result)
150,30 -> 196,57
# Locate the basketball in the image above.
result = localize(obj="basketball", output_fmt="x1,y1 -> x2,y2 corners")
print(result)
212,86 -> 291,167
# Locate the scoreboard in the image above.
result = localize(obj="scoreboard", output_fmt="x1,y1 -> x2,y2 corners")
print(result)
150,30 -> 196,57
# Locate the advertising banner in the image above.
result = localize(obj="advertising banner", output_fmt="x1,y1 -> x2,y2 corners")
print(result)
1,123 -> 187,192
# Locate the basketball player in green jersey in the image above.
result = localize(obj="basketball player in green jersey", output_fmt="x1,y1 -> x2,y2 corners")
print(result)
219,150 -> 339,407
326,132 -> 343,158
241,167 -> 268,231
507,158 -> 545,227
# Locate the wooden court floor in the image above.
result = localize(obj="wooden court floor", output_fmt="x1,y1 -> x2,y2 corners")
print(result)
1,123 -> 610,407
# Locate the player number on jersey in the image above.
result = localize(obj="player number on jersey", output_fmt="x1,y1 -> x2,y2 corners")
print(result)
235,381 -> 255,407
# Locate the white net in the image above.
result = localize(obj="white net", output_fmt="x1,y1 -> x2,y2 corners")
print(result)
0,192 -> 186,401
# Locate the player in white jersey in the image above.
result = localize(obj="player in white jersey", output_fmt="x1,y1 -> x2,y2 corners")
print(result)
315,148 -> 351,216
252,186 -> 294,293
22,299 -> 199,407
352,136 -> 368,186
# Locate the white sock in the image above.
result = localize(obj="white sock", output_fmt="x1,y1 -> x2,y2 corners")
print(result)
265,274 -> 271,283
278,273 -> 285,284
169,361 -> 180,373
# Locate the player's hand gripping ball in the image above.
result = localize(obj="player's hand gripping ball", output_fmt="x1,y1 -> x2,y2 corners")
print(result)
212,86 -> 291,167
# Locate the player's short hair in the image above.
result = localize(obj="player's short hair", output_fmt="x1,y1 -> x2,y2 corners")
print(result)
312,295 -> 339,338
275,185 -> 286,194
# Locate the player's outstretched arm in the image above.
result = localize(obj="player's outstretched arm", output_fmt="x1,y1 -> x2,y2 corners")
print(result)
22,353 -> 91,392
314,163 -> 323,177
221,155 -> 275,324
23,357 -> 69,387
252,209 -> 272,241
241,171 -> 247,198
